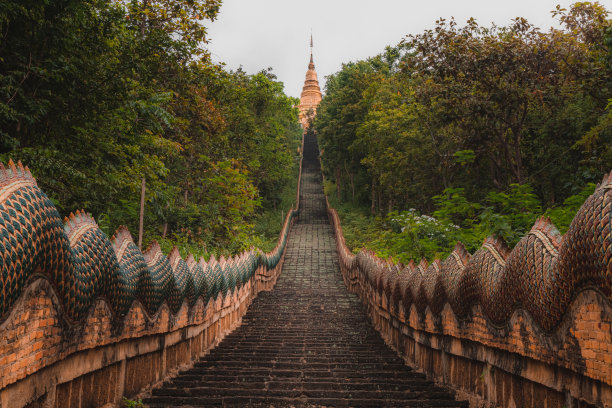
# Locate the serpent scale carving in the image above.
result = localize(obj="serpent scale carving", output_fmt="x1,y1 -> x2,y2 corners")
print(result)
0,160 -> 295,324
331,170 -> 612,332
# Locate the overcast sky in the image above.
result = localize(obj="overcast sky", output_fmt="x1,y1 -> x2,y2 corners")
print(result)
206,0 -> 611,99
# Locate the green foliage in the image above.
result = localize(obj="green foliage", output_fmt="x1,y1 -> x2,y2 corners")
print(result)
546,182 -> 597,233
315,3 -> 611,216
0,0 -> 301,255
432,188 -> 481,227
125,0 -> 221,54
377,210 -> 460,262
251,163 -> 299,252
453,150 -> 476,166
155,233 -> 209,261
316,2 -> 610,262
332,180 -> 595,263
327,193 -> 385,253
479,184 -> 542,246
121,397 -> 146,408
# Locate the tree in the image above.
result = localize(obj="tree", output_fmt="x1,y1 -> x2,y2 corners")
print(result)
316,2 -> 611,218
0,0 -> 302,255
124,0 -> 220,55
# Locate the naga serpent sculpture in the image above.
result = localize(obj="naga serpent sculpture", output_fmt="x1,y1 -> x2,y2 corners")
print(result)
331,170 -> 611,332
0,158 -> 610,333
0,160 -> 294,325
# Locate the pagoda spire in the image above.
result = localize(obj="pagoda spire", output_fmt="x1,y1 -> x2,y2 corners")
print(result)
309,32 -> 314,64
298,33 -> 322,130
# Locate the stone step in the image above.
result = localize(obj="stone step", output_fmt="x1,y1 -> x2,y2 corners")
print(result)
194,361 -> 409,371
142,133 -> 468,408
202,354 -> 406,365
151,386 -> 457,400
149,387 -> 460,404
178,367 -> 427,380
144,395 -> 470,408
216,339 -> 388,348
208,346 -> 400,353
167,378 -> 436,389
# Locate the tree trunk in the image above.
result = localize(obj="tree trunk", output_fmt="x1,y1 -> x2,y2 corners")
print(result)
140,0 -> 148,36
138,177 -> 146,249
343,162 -> 355,202
371,179 -> 376,215
512,101 -> 529,184
335,166 -> 342,201
513,132 -> 523,184
162,222 -> 168,239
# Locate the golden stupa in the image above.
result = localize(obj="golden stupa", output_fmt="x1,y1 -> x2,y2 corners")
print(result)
298,35 -> 322,129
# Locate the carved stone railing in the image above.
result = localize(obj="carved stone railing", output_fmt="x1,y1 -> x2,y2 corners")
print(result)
0,147 -> 303,408
328,172 -> 612,408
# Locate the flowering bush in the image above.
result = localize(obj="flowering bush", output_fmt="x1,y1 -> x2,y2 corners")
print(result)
331,182 -> 596,265
368,209 -> 461,263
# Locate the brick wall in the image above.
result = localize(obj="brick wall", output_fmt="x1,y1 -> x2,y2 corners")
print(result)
0,244 -> 288,408
327,202 -> 612,408
0,150 -> 303,408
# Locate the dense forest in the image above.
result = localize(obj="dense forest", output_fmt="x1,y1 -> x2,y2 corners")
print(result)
0,0 -> 302,256
314,2 -> 611,262
2,1 -> 610,264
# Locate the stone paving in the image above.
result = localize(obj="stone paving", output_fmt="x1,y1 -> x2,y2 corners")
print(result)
143,134 -> 468,407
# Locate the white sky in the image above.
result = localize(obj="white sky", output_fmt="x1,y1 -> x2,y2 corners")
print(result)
206,0 -> 612,99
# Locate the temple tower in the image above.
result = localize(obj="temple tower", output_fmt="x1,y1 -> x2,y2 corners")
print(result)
298,35 -> 322,129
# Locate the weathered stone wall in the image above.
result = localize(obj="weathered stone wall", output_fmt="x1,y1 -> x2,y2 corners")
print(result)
327,191 -> 612,408
0,144 -> 304,408
0,257 -> 286,408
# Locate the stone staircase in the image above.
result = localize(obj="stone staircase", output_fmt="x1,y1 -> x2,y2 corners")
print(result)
143,133 -> 468,407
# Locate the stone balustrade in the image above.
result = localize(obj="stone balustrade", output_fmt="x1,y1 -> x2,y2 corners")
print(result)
327,173 -> 612,408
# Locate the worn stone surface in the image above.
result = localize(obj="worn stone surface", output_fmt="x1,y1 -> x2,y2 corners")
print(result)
143,131 -> 468,407
1,260 -> 283,408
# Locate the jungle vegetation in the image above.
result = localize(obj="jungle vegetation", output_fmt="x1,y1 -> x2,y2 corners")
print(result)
315,2 -> 612,263
0,0 -> 302,256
